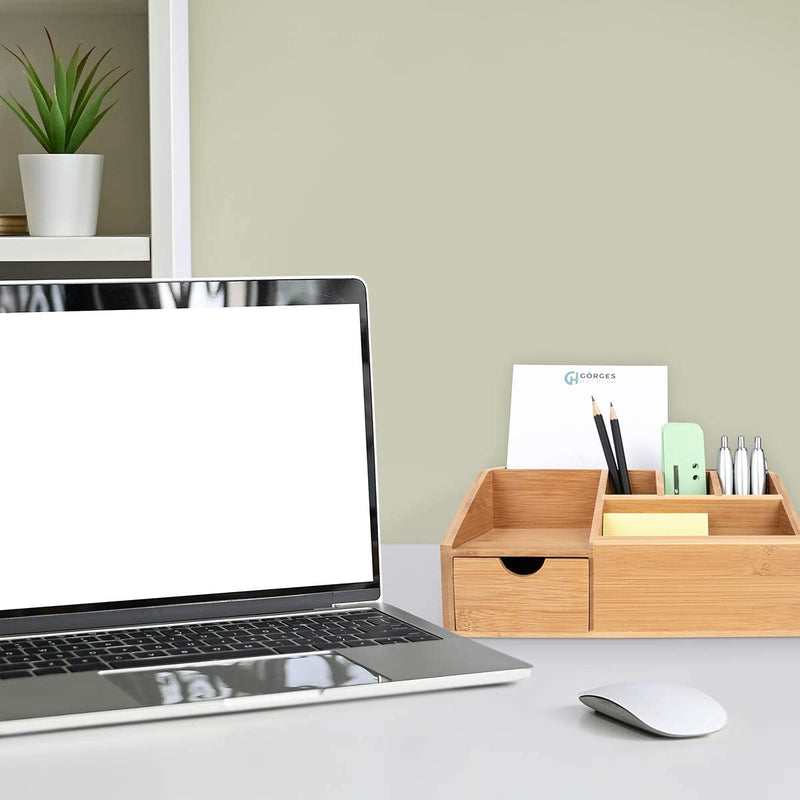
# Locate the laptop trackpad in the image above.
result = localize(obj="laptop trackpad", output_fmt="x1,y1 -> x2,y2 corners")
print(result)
105,653 -> 386,707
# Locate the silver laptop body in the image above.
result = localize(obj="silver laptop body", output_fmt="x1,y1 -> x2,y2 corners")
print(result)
0,277 -> 530,736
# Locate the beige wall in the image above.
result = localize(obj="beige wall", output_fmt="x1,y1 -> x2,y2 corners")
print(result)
189,0 -> 800,541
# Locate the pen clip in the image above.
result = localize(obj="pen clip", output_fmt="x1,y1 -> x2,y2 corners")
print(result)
673,464 -> 680,495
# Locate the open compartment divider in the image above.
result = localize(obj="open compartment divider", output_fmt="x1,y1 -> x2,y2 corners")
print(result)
587,470 -> 606,632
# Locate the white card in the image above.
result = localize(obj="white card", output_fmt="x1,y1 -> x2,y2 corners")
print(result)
506,365 -> 668,469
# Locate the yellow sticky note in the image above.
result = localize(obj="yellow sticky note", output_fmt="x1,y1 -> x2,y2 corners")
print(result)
602,513 -> 709,537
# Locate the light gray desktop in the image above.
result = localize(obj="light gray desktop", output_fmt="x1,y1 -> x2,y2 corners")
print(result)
2,543 -> 798,799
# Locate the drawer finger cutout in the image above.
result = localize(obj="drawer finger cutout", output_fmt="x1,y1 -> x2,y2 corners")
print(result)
453,556 -> 589,635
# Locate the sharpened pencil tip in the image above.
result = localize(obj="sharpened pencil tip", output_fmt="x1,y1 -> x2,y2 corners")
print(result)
591,395 -> 595,402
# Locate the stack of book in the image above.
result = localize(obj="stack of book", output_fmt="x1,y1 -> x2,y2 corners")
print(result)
0,214 -> 28,235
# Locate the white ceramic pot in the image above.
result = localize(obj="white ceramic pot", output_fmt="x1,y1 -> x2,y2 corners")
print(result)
19,154 -> 104,236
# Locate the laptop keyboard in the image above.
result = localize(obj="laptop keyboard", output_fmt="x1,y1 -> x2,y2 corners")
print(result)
0,609 -> 441,681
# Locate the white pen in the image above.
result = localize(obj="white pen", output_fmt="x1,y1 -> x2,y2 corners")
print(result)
717,435 -> 733,495
734,435 -> 749,495
750,436 -> 767,495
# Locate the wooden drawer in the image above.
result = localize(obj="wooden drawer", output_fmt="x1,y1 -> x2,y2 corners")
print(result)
453,556 -> 589,635
593,541 -> 800,634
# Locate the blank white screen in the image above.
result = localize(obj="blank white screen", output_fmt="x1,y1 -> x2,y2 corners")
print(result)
0,303 -> 375,611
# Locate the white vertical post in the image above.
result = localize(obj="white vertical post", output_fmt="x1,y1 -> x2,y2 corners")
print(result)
148,0 -> 191,279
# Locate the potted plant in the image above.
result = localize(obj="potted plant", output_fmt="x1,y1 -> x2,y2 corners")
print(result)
0,29 -> 129,237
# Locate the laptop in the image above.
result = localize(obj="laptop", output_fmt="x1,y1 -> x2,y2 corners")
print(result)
0,277 -> 530,735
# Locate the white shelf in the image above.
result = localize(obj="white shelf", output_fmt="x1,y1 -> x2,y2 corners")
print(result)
0,236 -> 150,262
0,1 -> 146,13
0,0 -> 189,277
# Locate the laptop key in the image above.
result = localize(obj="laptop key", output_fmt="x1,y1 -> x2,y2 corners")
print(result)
65,657 -> 104,666
0,670 -> 32,680
0,662 -> 33,673
32,667 -> 67,676
271,645 -> 311,655
66,660 -> 104,672
363,629 -> 407,639
305,640 -> 336,650
135,650 -> 172,659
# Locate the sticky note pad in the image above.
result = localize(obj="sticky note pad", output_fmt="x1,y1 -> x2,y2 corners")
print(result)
602,513 -> 709,537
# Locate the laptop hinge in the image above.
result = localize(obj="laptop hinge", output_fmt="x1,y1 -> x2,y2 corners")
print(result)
331,588 -> 381,608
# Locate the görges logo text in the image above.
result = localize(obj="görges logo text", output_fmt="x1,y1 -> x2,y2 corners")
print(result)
563,370 -> 617,386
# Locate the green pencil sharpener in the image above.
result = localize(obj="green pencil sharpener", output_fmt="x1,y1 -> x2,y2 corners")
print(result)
661,422 -> 706,495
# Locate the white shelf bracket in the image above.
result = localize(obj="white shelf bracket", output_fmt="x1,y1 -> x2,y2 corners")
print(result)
148,0 -> 191,279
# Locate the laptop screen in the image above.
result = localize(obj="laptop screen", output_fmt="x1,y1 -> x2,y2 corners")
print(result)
0,279 -> 379,620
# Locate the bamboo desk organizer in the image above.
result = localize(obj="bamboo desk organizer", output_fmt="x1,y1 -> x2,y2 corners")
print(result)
440,468 -> 800,638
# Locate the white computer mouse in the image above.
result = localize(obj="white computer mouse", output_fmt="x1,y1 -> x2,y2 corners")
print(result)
579,682 -> 728,738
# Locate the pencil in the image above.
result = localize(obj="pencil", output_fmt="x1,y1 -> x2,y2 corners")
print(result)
609,403 -> 632,495
592,396 -> 621,494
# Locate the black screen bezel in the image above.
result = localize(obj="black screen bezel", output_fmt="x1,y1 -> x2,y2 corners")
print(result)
0,277 -> 381,634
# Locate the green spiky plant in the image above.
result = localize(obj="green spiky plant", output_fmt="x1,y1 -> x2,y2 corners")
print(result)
0,28 -> 130,154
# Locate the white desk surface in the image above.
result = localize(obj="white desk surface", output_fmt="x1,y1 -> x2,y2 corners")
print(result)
3,543 -> 799,800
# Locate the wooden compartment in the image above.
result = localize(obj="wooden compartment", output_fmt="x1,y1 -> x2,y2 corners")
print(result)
592,540 -> 800,635
602,468 -> 721,496
441,468 -> 800,638
593,474 -> 800,634
440,468 -> 602,560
